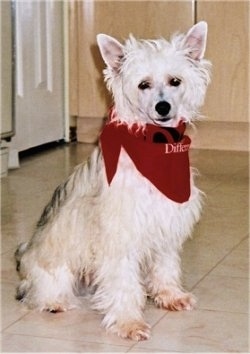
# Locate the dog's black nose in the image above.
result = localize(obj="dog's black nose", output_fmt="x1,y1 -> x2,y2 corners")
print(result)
155,101 -> 171,116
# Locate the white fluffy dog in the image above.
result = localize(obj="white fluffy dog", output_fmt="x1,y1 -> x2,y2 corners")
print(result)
15,22 -> 211,341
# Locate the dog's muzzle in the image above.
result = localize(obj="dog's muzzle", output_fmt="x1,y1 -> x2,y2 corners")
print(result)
155,101 -> 171,119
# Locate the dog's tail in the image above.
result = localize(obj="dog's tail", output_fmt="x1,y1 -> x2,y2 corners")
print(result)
36,147 -> 101,230
15,242 -> 29,273
36,178 -> 71,229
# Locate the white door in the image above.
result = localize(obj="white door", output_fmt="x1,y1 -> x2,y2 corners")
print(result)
0,1 -> 14,140
11,0 -> 65,152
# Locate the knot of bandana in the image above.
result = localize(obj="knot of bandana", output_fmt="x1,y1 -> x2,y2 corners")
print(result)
100,117 -> 191,203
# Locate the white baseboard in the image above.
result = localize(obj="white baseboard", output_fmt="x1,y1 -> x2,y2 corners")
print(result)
8,148 -> 20,169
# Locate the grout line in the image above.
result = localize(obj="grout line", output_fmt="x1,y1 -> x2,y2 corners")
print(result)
190,234 -> 249,291
1,311 -> 30,333
2,331 -> 132,352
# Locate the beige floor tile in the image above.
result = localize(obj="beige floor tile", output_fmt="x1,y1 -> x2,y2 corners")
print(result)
182,271 -> 205,291
3,298 -> 166,348
193,275 -> 249,314
190,150 -> 248,193
1,252 -> 19,283
210,238 -> 249,278
181,165 -> 248,280
1,282 -> 29,331
206,184 -> 248,212
3,304 -> 129,347
128,347 -> 167,353
2,332 -> 129,352
131,310 -> 248,352
190,149 -> 248,179
182,207 -> 248,278
182,235 -> 248,281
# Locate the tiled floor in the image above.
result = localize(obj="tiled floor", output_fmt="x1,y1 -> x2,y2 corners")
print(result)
1,143 -> 249,353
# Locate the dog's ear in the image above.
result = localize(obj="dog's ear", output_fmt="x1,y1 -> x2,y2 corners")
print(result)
97,34 -> 124,71
183,21 -> 208,60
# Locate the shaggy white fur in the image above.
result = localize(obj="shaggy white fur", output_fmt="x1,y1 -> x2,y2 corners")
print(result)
15,22 -> 211,341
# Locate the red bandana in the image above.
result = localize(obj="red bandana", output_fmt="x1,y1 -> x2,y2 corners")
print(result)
100,116 -> 191,203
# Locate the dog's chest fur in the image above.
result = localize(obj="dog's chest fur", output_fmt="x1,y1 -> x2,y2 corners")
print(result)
89,147 -> 203,261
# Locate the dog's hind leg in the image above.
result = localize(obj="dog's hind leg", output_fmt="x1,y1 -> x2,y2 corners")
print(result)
15,149 -> 101,312
92,257 -> 150,341
16,259 -> 80,312
15,233 -> 81,312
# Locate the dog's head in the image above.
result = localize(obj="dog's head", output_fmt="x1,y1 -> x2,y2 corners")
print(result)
97,22 -> 211,127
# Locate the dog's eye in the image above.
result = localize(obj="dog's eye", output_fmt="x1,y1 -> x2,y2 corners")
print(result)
138,81 -> 151,90
169,77 -> 181,87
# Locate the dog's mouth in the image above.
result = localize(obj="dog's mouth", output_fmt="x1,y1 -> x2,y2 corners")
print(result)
151,116 -> 173,126
155,117 -> 172,123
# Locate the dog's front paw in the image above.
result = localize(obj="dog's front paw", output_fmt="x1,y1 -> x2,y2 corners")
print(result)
154,289 -> 196,311
111,320 -> 151,341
